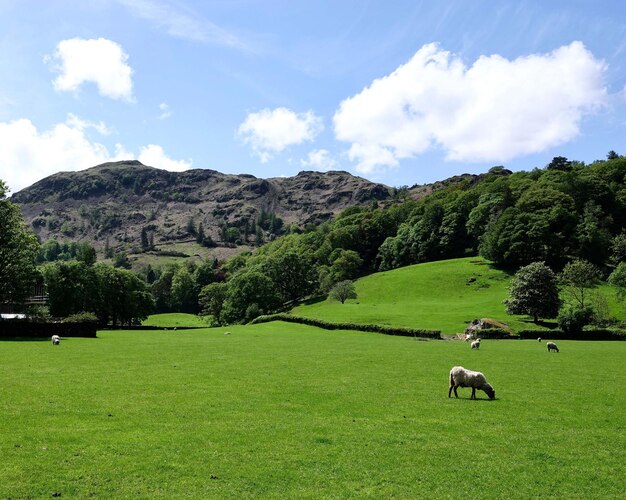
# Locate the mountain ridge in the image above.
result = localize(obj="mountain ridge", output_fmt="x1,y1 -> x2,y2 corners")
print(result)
12,161 -> 399,260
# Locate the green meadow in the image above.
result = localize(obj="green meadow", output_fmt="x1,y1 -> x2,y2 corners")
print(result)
141,312 -> 211,328
1,323 -> 624,498
292,257 -> 625,334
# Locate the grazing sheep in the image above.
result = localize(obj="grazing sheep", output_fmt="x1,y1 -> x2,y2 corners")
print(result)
448,366 -> 496,400
471,340 -> 480,349
51,335 -> 60,345
538,337 -> 542,342
546,341 -> 559,352
224,331 -> 231,335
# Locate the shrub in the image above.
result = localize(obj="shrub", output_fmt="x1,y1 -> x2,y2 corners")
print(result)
557,304 -> 594,334
63,311 -> 99,323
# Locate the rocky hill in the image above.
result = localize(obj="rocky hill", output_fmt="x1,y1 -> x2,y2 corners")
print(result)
12,161 -> 395,262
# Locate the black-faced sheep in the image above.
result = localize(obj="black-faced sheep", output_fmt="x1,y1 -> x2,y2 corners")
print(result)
537,337 -> 541,342
546,341 -> 559,352
51,335 -> 60,345
448,366 -> 495,400
471,340 -> 480,349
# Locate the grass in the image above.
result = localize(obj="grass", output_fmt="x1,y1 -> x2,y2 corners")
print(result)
1,323 -> 624,498
142,312 -> 210,328
292,257 -> 626,334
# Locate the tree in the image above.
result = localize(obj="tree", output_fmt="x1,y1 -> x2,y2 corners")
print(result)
608,262 -> 626,303
141,227 -> 150,251
0,180 -> 40,305
329,280 -> 357,304
171,266 -> 197,313
262,251 -> 318,304
559,259 -> 600,308
504,262 -> 560,322
607,150 -> 620,160
220,270 -> 282,324
198,282 -> 228,323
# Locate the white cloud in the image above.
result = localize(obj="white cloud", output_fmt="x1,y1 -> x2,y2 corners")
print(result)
50,37 -> 134,101
0,116 -> 190,193
334,41 -> 607,174
138,144 -> 191,171
117,0 -> 246,49
158,102 -> 171,120
300,149 -> 338,171
238,107 -> 323,163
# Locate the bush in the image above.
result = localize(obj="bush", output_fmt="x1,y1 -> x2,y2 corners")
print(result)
517,329 -> 626,341
557,304 -> 594,334
63,311 -> 99,323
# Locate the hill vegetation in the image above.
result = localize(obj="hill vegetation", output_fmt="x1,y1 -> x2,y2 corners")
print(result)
195,154 -> 626,328
12,161 -> 395,268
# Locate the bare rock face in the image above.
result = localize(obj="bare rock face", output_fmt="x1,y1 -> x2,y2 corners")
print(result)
12,161 -> 394,256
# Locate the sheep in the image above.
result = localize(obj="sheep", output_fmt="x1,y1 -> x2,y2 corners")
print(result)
51,335 -> 60,345
448,366 -> 495,400
546,341 -> 559,352
537,337 -> 542,342
471,339 -> 480,349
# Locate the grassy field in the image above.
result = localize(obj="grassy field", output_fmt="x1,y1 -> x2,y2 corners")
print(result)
1,323 -> 624,498
292,257 -> 625,334
142,312 -> 210,328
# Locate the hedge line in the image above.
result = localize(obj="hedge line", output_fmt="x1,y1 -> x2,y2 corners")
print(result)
517,329 -> 626,341
250,313 -> 441,339
471,328 -> 514,339
0,321 -> 97,339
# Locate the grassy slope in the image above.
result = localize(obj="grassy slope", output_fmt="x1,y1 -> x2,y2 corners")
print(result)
293,257 -> 521,334
292,257 -> 625,334
1,325 -> 624,497
142,313 -> 209,328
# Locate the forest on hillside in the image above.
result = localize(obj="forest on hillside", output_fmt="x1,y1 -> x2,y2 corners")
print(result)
190,153 -> 626,324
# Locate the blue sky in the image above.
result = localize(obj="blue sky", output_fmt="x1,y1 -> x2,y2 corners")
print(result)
1,0 -> 625,193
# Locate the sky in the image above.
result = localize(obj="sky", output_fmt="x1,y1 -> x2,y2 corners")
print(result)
1,0 -> 626,194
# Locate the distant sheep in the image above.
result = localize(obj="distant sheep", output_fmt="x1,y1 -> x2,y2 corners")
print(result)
51,335 -> 60,345
471,340 -> 480,349
224,331 -> 231,335
538,337 -> 542,342
448,366 -> 495,400
546,341 -> 559,353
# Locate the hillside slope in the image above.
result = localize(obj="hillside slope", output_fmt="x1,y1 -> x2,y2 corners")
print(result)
291,257 -> 526,334
12,160 -> 393,261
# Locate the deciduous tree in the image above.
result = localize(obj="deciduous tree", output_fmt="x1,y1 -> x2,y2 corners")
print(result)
504,262 -> 560,322
0,180 -> 40,305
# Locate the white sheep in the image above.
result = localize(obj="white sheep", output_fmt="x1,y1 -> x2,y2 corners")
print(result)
471,340 -> 480,349
448,366 -> 495,400
537,337 -> 542,342
51,335 -> 60,345
546,341 -> 559,352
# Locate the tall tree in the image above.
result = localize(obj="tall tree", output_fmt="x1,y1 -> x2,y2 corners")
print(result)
0,180 -> 40,305
504,262 -> 560,322
559,259 -> 600,308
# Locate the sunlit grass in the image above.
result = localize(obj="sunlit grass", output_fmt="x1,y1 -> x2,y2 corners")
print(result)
1,323 -> 624,497
142,312 -> 209,328
292,257 -> 625,334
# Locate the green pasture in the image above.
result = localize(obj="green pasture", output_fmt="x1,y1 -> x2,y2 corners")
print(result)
142,312 -> 210,328
292,257 -> 625,334
1,323 -> 624,498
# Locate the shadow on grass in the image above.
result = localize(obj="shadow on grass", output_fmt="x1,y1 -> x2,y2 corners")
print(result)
0,336 -> 50,342
298,296 -> 327,306
520,319 -> 558,329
